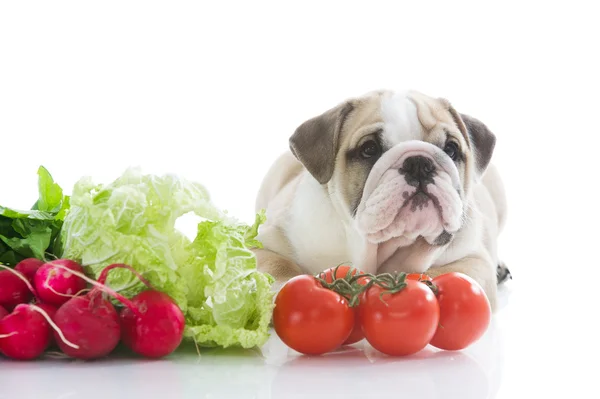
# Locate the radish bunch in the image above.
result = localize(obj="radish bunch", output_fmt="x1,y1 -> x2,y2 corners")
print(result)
0,259 -> 185,361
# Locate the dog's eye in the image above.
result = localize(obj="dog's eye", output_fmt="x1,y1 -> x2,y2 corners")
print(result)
443,141 -> 460,161
360,140 -> 380,159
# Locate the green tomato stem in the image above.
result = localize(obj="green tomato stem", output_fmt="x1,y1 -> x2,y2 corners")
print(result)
314,268 -> 420,308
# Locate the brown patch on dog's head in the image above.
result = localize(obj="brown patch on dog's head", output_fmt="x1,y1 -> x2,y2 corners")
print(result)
435,96 -> 496,176
289,91 -> 388,216
407,92 -> 496,197
334,95 -> 389,216
289,101 -> 355,184
457,112 -> 496,175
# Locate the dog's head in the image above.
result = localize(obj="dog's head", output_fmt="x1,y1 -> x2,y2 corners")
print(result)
289,90 -> 496,247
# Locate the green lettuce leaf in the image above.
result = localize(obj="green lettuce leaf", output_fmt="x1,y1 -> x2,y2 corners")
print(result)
0,166 -> 69,264
59,167 -> 274,348
181,211 -> 274,348
32,166 -> 66,213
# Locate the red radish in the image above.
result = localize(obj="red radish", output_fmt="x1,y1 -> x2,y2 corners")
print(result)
34,302 -> 58,346
100,263 -> 185,358
0,304 -> 61,360
0,265 -> 35,310
35,303 -> 58,320
0,267 -> 79,360
0,266 -> 57,349
15,258 -> 45,283
34,259 -> 87,306
42,263 -> 135,360
47,263 -> 185,359
53,293 -> 121,359
120,290 -> 186,358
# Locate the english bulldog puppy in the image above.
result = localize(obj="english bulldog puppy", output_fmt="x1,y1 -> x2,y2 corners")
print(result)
253,90 -> 509,310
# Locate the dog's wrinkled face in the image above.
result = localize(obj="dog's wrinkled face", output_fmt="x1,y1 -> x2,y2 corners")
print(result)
356,139 -> 463,246
289,90 -> 495,248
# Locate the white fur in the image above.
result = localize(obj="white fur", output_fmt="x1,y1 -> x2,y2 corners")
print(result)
380,91 -> 424,144
286,174 -> 353,274
287,174 -> 381,275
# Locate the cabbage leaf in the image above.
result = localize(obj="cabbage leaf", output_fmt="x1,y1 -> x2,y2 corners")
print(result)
59,167 -> 274,348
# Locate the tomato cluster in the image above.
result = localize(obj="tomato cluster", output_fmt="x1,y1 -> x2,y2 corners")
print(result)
272,266 -> 491,356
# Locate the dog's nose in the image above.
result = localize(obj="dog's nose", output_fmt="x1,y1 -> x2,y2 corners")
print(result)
401,156 -> 436,184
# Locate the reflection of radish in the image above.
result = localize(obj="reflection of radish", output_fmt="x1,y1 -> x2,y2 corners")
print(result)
0,304 -> 56,360
15,258 -> 45,283
34,259 -> 87,306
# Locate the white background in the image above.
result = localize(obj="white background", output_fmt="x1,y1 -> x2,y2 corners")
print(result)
1,1 -> 599,398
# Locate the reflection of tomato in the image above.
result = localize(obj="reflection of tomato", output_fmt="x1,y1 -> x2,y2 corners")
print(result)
358,281 -> 440,356
406,273 -> 432,282
273,275 -> 354,355
320,266 -> 368,345
429,272 -> 491,351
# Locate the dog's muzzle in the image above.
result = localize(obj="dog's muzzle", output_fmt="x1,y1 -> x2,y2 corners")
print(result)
355,140 -> 463,245
400,155 -> 436,187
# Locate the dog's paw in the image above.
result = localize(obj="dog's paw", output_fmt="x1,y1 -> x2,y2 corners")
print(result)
497,261 -> 512,284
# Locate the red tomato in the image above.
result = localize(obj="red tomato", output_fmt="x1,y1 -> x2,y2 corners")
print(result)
406,273 -> 432,282
358,280 -> 440,356
429,272 -> 491,351
273,275 -> 354,355
320,265 -> 369,345
341,318 -> 365,345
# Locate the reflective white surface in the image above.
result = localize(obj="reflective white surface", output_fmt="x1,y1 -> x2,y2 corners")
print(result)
4,280 -> 595,399
1,2 -> 599,398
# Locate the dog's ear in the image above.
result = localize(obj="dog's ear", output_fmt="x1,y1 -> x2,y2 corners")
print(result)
459,113 -> 496,175
289,101 -> 354,184
441,99 -> 496,175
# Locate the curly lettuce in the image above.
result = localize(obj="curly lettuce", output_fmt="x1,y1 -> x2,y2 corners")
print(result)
181,212 -> 274,348
58,167 -> 274,348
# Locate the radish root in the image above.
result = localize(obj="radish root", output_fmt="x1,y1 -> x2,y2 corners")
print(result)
49,263 -> 143,318
28,304 -> 80,350
193,335 -> 202,358
97,263 -> 154,289
43,272 -> 90,299
73,288 -> 92,297
0,332 -> 18,339
0,264 -> 38,298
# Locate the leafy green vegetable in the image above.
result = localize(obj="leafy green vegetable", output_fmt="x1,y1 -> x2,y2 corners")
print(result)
59,167 -> 274,349
181,211 -> 274,348
32,166 -> 66,213
0,166 -> 69,264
